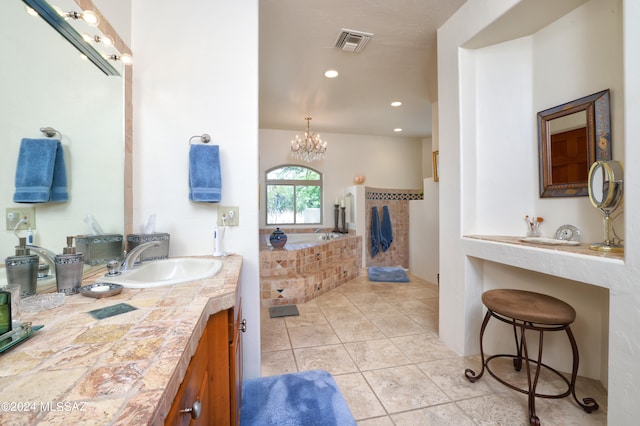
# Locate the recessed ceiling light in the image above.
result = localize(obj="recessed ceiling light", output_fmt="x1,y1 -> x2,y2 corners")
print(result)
394,128 -> 403,132
324,70 -> 339,78
391,101 -> 402,107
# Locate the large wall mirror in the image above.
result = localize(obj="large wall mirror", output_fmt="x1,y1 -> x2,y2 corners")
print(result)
537,89 -> 611,198
0,0 -> 127,262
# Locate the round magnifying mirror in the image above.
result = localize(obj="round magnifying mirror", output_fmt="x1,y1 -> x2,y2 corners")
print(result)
588,160 -> 624,252
588,161 -> 624,212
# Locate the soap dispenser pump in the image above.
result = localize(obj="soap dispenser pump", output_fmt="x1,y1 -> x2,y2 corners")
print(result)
54,236 -> 85,295
4,237 -> 39,296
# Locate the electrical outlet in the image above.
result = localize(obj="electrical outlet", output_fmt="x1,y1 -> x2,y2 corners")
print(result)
217,206 -> 239,226
6,207 -> 36,231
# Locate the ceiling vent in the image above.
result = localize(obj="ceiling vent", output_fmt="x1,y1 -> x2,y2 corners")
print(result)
334,29 -> 373,53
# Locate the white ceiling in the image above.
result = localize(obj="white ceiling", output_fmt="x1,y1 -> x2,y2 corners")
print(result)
259,0 -> 467,139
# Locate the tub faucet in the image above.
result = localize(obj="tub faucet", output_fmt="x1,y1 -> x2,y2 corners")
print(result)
314,228 -> 332,240
121,241 -> 160,271
26,244 -> 57,273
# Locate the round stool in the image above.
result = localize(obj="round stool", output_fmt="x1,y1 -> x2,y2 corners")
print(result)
464,289 -> 599,426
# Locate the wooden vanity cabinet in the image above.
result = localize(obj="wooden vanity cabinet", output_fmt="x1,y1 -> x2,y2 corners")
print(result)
166,300 -> 243,426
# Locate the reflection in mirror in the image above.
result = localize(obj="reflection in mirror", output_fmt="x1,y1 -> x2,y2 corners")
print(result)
1,0 -> 126,283
588,160 -> 624,253
537,89 -> 611,198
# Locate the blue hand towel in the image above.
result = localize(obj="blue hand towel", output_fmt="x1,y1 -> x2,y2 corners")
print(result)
50,141 -> 68,202
189,144 -> 222,202
381,205 -> 393,252
371,206 -> 381,257
13,138 -> 68,203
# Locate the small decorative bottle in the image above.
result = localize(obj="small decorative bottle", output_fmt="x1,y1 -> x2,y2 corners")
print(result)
269,228 -> 287,249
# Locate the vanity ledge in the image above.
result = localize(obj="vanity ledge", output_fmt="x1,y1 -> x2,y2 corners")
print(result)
463,235 -> 624,261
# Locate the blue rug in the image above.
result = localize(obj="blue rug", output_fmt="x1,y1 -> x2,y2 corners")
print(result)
240,369 -> 356,426
368,266 -> 410,282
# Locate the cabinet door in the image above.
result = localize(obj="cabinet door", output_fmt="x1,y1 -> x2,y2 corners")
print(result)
208,310 -> 232,424
230,301 -> 243,426
166,329 -> 210,425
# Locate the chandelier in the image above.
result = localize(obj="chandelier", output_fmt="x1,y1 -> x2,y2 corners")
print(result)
290,117 -> 327,162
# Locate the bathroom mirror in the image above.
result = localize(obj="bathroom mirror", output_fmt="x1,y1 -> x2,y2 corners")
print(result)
588,160 -> 624,252
0,0 -> 126,269
537,89 -> 611,198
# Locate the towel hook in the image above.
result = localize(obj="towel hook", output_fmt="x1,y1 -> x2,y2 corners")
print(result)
189,134 -> 211,144
40,127 -> 62,139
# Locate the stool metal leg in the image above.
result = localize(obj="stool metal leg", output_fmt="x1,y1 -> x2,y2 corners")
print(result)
565,326 -> 599,413
521,323 -> 542,426
512,318 -> 524,371
464,309 -> 492,382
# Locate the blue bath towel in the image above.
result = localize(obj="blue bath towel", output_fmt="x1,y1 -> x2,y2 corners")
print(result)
371,206 -> 381,257
380,205 -> 393,252
189,144 -> 221,202
13,138 -> 68,203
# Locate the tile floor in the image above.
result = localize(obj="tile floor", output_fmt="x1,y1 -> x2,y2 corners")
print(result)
260,272 -> 608,425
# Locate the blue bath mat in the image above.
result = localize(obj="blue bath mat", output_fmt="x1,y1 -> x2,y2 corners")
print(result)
368,266 -> 410,282
241,369 -> 356,426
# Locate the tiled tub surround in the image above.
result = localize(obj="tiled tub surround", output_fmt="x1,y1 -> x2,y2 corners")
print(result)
365,188 -> 423,268
0,255 -> 241,425
260,229 -> 362,307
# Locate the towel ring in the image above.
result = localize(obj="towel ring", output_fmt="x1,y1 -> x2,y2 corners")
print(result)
189,134 -> 211,144
40,126 -> 62,139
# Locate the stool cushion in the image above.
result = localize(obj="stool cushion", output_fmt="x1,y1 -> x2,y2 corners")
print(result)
482,289 -> 576,325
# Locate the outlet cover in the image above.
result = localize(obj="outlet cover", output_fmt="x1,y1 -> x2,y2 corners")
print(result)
6,207 -> 36,231
217,206 -> 239,226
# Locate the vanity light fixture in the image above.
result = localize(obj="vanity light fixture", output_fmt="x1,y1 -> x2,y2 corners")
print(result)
290,117 -> 327,163
82,34 -> 113,47
108,54 -> 133,65
63,9 -> 99,27
22,0 -> 119,76
324,70 -> 339,78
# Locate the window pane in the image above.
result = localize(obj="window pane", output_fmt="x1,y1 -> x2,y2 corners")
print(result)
267,166 -> 320,181
266,185 -> 294,224
295,185 -> 321,223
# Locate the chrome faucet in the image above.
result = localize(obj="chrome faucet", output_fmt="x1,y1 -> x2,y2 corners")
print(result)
26,244 -> 57,273
120,241 -> 160,271
314,228 -> 332,240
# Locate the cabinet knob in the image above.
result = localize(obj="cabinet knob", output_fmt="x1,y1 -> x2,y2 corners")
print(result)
180,399 -> 202,419
240,319 -> 247,333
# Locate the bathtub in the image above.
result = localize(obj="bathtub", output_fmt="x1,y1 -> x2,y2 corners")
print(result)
259,231 -> 362,306
264,232 -> 343,248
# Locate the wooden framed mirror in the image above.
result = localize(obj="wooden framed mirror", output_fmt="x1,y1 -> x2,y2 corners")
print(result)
537,89 -> 611,197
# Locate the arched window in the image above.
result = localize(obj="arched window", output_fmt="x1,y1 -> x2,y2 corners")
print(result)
266,165 -> 322,225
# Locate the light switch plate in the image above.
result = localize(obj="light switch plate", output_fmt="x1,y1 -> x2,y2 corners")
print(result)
217,206 -> 239,226
6,207 -> 35,231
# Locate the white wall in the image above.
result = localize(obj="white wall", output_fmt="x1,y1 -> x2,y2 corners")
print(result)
259,129 -> 424,228
438,0 -> 640,422
409,178 -> 439,284
131,0 -> 261,378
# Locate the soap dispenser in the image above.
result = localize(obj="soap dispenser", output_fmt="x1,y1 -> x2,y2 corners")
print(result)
54,236 -> 85,295
4,237 -> 39,296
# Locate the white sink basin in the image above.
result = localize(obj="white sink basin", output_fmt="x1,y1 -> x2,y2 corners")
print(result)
99,257 -> 223,289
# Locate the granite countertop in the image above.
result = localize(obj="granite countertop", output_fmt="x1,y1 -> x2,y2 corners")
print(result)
0,255 -> 242,426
